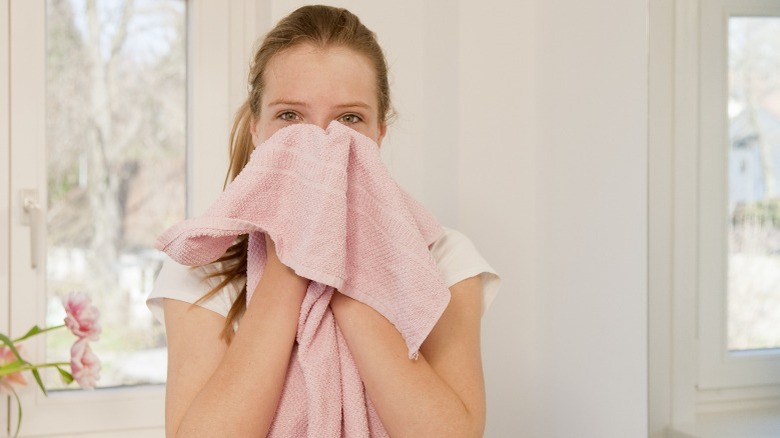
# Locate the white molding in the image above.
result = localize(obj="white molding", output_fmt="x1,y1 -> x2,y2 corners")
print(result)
187,0 -> 267,217
649,0 -> 675,435
668,427 -> 699,438
697,0 -> 730,391
9,0 -> 50,432
697,407 -> 780,438
187,0 -> 231,216
13,385 -> 165,437
671,0 -> 701,429
228,0 -> 271,117
41,428 -> 164,438
697,385 -> 780,414
0,0 -> 9,434
8,0 -> 46,365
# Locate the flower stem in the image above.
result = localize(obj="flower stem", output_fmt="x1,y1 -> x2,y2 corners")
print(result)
0,361 -> 70,377
0,380 -> 22,437
11,324 -> 66,343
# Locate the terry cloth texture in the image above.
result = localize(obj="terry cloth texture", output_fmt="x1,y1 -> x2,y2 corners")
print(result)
154,121 -> 451,437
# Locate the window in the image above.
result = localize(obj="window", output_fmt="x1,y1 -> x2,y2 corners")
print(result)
42,0 -> 186,390
698,0 -> 780,392
649,0 -> 780,433
7,0 -> 185,435
726,17 -> 780,353
4,1 -> 244,435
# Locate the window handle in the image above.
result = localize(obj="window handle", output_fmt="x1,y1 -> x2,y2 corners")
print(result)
21,189 -> 41,269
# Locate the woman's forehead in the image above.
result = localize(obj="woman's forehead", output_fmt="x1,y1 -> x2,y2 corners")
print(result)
262,44 -> 378,109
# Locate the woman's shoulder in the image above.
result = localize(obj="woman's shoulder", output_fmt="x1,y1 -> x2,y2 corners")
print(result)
147,258 -> 244,328
429,226 -> 477,258
429,225 -> 502,315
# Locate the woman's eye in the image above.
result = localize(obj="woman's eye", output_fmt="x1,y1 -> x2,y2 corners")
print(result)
279,111 -> 298,121
339,114 -> 362,124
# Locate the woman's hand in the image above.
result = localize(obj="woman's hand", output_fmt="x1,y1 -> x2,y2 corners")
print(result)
264,232 -> 283,268
261,232 -> 310,294
163,232 -> 309,438
330,276 -> 486,437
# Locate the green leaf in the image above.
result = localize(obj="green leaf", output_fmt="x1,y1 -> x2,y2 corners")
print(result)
31,367 -> 47,396
57,366 -> 74,384
0,331 -> 60,396
18,325 -> 43,341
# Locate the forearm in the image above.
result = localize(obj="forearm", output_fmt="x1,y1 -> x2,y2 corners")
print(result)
174,264 -> 308,437
331,293 -> 484,437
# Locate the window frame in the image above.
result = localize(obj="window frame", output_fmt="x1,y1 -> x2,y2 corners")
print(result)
697,0 -> 780,393
650,0 -> 780,433
4,0 -> 264,435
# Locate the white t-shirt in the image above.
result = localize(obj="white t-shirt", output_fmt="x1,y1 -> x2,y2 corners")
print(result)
147,225 -> 501,329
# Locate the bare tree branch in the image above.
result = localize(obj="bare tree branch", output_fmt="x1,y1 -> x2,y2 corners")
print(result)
110,0 -> 135,60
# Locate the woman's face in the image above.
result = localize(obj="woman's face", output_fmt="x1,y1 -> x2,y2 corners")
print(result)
250,43 -> 387,146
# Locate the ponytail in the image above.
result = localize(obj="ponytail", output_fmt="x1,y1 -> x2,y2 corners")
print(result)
192,100 -> 255,343
225,100 -> 256,189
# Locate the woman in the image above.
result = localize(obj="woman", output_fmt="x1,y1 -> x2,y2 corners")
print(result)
147,5 -> 501,437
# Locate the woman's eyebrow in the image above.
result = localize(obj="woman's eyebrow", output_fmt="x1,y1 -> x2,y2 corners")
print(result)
267,99 -> 309,108
266,99 -> 373,110
336,102 -> 372,110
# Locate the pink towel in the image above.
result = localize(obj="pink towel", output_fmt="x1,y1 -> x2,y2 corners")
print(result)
155,121 -> 451,437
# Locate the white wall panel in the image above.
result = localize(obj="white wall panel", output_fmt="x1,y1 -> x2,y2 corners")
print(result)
457,0 -> 536,436
533,0 -> 649,436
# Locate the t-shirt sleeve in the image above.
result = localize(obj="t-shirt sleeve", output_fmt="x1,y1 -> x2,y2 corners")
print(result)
429,226 -> 502,316
146,257 -> 241,329
149,227 -> 499,326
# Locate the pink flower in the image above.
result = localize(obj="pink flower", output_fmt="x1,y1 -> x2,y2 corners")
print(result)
0,344 -> 27,387
63,292 -> 101,341
70,339 -> 100,389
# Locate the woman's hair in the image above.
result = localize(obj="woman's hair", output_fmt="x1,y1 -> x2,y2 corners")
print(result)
195,5 -> 393,342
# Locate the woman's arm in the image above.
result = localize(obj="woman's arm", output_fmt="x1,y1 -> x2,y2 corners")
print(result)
163,234 -> 310,437
330,274 -> 486,437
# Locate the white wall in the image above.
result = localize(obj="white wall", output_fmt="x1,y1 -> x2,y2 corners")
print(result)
533,0 -> 648,435
252,1 -> 649,436
457,1 -> 537,435
459,0 -> 648,436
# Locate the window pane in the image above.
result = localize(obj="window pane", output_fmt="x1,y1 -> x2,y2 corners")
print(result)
728,17 -> 780,351
44,0 -> 186,387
